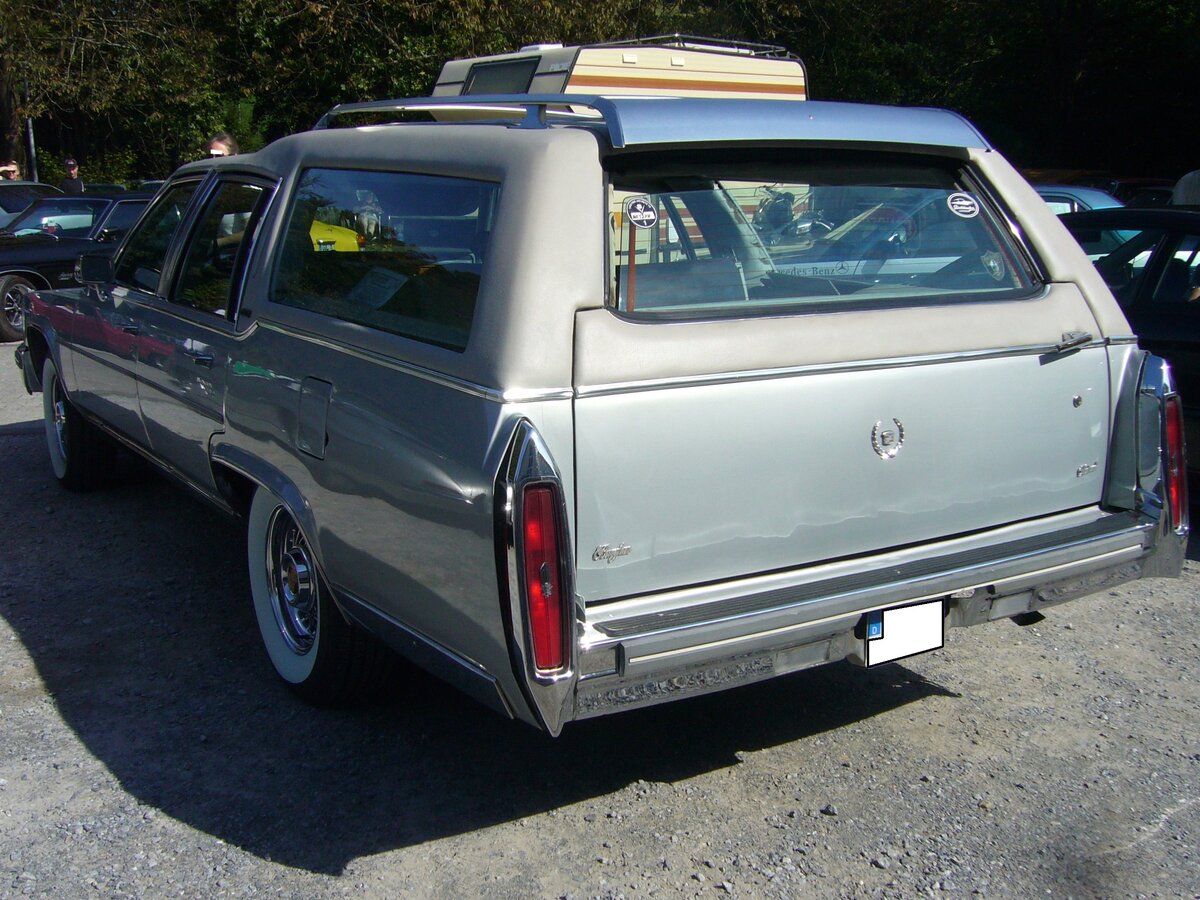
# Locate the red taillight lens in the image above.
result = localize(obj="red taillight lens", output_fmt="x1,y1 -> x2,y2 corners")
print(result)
1165,395 -> 1188,531
522,485 -> 564,670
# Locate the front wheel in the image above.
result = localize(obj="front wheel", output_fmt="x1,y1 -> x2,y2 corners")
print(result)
0,274 -> 35,342
42,357 -> 114,491
247,488 -> 392,704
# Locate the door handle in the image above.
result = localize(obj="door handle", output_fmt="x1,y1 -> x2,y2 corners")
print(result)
1056,330 -> 1093,351
188,353 -> 214,368
120,324 -> 140,335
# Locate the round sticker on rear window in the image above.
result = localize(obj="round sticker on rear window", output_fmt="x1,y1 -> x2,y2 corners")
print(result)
947,192 -> 980,218
625,197 -> 658,229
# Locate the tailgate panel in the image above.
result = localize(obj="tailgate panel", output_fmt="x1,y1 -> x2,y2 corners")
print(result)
573,347 -> 1110,603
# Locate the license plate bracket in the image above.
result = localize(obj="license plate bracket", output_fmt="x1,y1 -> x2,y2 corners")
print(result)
864,598 -> 945,667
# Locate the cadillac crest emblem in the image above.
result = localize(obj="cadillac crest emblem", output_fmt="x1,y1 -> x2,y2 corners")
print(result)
871,418 -> 905,460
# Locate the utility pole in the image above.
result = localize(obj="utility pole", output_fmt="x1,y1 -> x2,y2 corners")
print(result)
23,79 -> 37,182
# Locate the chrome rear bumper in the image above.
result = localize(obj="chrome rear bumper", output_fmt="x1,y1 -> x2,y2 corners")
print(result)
569,506 -> 1183,721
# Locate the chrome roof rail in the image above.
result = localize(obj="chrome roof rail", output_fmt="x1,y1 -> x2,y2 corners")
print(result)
312,94 -> 617,132
586,33 -> 797,59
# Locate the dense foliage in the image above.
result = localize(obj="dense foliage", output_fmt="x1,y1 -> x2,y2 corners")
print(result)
0,0 -> 1195,183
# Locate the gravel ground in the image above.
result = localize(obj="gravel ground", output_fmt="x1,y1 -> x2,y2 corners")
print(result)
1,350 -> 1198,899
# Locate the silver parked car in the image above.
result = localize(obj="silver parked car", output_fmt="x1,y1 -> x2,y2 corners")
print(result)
16,95 -> 1187,734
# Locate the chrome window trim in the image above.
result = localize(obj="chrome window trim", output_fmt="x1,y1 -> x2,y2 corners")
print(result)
575,336 -> 1108,398
255,319 -> 574,403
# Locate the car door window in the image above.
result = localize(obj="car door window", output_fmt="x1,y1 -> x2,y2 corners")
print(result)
114,183 -> 199,293
174,182 -> 270,318
95,200 -> 148,241
1149,234 -> 1200,306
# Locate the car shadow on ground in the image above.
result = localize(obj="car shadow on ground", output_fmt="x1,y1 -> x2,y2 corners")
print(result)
1,434 -> 958,875
1186,495 -> 1200,561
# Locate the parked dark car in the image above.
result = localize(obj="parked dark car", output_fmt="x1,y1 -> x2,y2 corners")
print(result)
0,181 -> 62,230
0,193 -> 149,341
1074,177 -> 1176,208
1061,207 -> 1200,468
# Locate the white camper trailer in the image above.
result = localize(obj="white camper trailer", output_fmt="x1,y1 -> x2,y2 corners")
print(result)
432,35 -> 808,101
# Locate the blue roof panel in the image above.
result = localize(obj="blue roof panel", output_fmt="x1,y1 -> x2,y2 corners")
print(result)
315,94 -> 992,152
591,97 -> 991,151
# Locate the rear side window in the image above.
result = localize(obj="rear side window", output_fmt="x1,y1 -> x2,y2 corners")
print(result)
608,152 -> 1038,319
272,168 -> 498,352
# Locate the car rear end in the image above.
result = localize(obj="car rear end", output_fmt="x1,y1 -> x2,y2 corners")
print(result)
486,99 -> 1186,734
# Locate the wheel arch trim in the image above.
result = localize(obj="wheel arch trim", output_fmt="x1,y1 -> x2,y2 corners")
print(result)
0,269 -> 51,290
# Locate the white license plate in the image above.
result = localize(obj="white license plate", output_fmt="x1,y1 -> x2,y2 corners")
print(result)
864,598 -> 945,666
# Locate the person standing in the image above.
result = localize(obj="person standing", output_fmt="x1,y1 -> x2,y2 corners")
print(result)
205,133 -> 239,157
59,158 -> 84,193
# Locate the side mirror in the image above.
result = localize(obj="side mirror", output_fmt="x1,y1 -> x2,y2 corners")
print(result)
75,251 -> 114,285
97,227 -> 126,243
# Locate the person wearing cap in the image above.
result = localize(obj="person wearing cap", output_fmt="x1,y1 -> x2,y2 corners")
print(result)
59,159 -> 84,193
205,133 -> 239,158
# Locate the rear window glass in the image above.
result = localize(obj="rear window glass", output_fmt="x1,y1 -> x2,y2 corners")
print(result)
607,152 -> 1038,319
272,168 -> 498,352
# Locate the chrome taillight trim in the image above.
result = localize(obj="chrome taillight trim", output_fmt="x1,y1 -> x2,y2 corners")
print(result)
1136,354 -> 1189,536
1164,394 -> 1189,533
498,419 -> 578,735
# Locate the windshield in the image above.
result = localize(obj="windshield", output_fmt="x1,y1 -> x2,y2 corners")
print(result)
4,197 -> 111,238
608,153 -> 1038,318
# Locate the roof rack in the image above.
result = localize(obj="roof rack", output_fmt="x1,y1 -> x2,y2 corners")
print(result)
584,34 -> 797,59
313,94 -> 613,132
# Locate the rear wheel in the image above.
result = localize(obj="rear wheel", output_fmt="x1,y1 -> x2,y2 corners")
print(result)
0,275 -> 34,342
42,358 -> 114,491
247,487 -> 392,704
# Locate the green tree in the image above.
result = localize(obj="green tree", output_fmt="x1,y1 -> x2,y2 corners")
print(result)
1,0 -> 242,180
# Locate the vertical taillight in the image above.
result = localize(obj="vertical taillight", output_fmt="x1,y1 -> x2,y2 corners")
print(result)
522,484 -> 564,671
1165,395 -> 1188,531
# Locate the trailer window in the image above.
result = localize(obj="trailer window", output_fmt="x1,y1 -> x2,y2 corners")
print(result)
608,152 -> 1038,319
464,58 -> 539,94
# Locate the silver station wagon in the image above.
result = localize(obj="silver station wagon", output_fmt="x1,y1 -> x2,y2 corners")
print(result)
16,95 -> 1187,734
